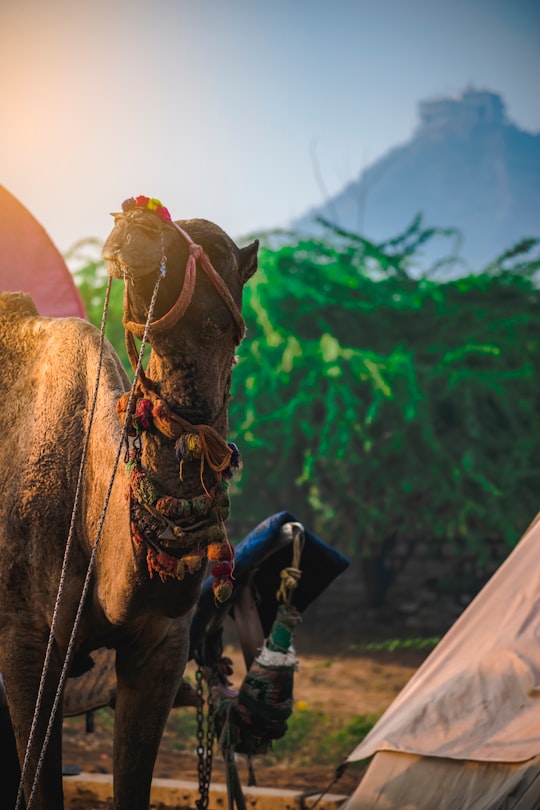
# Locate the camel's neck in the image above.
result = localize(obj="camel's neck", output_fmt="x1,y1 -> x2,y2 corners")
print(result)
110,343 -> 237,607
135,346 -> 234,498
147,346 -> 231,427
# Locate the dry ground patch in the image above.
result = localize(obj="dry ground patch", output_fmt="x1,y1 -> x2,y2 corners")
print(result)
62,643 -> 427,803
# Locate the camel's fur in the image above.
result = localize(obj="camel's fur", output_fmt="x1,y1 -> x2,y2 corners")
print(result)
0,211 -> 258,809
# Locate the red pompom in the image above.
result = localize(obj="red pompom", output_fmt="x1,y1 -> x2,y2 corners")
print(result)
211,561 -> 233,578
135,398 -> 153,430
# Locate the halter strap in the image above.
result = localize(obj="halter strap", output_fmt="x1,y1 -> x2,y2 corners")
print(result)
122,220 -> 245,373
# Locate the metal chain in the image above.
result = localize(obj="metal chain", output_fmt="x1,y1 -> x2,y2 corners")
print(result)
195,666 -> 216,810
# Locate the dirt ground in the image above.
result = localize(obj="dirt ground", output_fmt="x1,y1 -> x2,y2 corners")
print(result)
62,642 -> 428,802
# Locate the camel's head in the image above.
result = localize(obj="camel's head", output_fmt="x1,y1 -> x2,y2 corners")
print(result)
102,196 -> 259,348
103,197 -> 178,279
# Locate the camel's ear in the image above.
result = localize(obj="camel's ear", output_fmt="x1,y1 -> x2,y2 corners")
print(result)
238,239 -> 259,283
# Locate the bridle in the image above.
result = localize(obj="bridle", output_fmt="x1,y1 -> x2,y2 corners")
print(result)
121,212 -> 246,376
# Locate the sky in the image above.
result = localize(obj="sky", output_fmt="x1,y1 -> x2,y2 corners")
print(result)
1,0 -> 539,256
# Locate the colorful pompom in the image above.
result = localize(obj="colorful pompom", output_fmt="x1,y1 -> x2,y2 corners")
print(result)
212,578 -> 233,603
211,561 -> 233,579
208,541 -> 234,561
133,398 -> 153,432
120,195 -> 172,222
175,433 -> 202,463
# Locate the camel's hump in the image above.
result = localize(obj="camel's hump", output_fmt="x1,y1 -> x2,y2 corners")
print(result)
0,291 -> 39,317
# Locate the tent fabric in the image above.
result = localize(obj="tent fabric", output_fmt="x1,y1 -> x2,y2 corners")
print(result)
348,511 -> 540,765
345,751 -> 540,810
0,185 -> 86,318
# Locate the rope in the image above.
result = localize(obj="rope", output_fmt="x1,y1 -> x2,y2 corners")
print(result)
171,221 -> 245,345
276,523 -> 305,605
304,762 -> 349,810
117,385 -> 234,487
122,218 -> 245,372
17,271 -> 165,810
123,241 -> 197,342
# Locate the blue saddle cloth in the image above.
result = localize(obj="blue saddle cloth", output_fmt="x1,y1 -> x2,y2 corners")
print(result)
189,511 -> 350,656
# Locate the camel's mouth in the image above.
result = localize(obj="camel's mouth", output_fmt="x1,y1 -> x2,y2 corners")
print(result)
102,254 -> 129,280
102,252 -> 162,281
102,208 -> 171,281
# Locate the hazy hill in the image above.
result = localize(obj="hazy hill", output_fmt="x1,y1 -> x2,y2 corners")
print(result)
294,89 -> 540,270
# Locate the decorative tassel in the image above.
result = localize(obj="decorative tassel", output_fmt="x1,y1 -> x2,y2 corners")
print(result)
125,451 -> 139,473
208,541 -> 234,561
133,398 -> 153,432
147,548 -> 180,581
211,561 -> 234,579
146,547 -> 205,582
175,433 -> 202,463
130,522 -> 145,548
130,469 -> 159,505
212,578 -> 233,603
208,540 -> 235,603
182,550 -> 206,574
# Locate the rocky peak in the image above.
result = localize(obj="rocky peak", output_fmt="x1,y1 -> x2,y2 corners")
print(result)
417,88 -> 508,140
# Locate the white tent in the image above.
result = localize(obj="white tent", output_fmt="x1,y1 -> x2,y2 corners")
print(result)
344,512 -> 540,810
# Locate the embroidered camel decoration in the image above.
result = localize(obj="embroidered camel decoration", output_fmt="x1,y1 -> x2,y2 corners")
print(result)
0,196 -> 258,809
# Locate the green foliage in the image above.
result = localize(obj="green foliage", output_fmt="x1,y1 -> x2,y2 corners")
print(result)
67,238 -> 130,371
270,707 -> 379,766
362,637 -> 440,652
160,707 -> 200,752
229,218 -> 540,562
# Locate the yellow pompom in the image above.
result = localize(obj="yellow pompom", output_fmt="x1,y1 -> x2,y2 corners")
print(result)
212,579 -> 233,603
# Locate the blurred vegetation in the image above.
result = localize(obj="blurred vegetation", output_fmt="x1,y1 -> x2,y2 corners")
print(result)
268,704 -> 378,767
361,636 -> 441,652
67,238 -> 129,370
66,702 -> 376,775
70,217 -> 540,607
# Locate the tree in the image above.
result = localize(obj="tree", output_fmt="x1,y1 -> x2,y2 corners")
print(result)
228,221 -> 540,605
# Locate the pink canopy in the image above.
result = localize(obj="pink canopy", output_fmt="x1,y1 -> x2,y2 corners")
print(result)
0,185 -> 86,318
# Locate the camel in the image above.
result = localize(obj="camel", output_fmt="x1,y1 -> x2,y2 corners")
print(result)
0,195 -> 258,809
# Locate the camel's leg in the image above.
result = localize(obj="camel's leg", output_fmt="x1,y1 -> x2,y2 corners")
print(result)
112,622 -> 191,810
0,631 -> 65,810
0,698 -> 21,809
